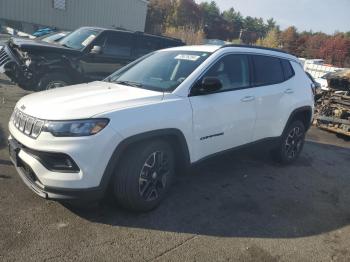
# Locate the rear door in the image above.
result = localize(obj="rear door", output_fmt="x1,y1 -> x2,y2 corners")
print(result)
189,54 -> 257,161
80,31 -> 135,80
251,55 -> 296,140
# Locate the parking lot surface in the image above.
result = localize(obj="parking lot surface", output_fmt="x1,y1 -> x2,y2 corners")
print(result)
1,76 -> 350,262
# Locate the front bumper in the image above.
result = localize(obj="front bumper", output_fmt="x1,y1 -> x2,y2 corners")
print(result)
0,45 -> 35,87
8,120 -> 123,200
10,155 -> 104,200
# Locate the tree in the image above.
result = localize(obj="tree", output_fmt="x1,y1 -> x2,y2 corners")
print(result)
256,28 -> 281,48
200,1 -> 220,24
266,18 -> 277,32
145,0 -> 174,34
222,8 -> 244,39
303,32 -> 328,58
144,0 -> 350,68
200,1 -> 223,39
281,26 -> 299,54
319,35 -> 350,67
167,0 -> 202,29
241,16 -> 267,44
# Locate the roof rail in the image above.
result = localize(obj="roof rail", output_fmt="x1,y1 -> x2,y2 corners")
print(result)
221,44 -> 290,55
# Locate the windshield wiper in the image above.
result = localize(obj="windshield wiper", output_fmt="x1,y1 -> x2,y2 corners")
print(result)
114,80 -> 143,88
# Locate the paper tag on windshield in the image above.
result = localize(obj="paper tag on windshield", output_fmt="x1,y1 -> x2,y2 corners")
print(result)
82,34 -> 96,47
175,54 -> 200,61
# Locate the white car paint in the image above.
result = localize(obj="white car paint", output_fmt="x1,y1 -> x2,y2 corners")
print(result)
17,81 -> 164,120
8,45 -> 314,195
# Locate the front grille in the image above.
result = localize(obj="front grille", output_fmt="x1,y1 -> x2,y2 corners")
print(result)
0,48 -> 11,66
11,108 -> 44,138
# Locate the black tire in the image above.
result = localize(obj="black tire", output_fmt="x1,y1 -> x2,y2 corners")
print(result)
272,120 -> 306,165
36,72 -> 71,91
113,140 -> 175,212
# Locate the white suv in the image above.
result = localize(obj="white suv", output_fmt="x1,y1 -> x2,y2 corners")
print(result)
8,45 -> 314,211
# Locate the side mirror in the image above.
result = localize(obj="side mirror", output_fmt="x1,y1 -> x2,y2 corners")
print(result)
194,77 -> 222,95
90,45 -> 102,55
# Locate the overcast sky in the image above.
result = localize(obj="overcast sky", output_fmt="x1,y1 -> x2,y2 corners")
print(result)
196,0 -> 350,34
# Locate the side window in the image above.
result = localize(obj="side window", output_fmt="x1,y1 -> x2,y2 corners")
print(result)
103,32 -> 133,57
161,39 -> 181,49
203,54 -> 250,91
252,55 -> 284,86
281,59 -> 295,80
135,36 -> 160,57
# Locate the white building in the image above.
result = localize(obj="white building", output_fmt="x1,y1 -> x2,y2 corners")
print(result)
0,0 -> 149,33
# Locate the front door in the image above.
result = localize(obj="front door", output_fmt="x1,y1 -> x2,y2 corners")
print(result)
189,54 -> 257,162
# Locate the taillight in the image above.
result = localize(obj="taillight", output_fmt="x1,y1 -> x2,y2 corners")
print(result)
311,83 -> 316,96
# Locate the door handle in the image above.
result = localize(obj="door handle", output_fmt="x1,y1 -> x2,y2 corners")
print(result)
240,96 -> 255,102
284,88 -> 294,94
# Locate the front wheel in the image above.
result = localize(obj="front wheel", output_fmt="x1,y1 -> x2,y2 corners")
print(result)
113,140 -> 175,212
272,120 -> 306,164
36,73 -> 71,91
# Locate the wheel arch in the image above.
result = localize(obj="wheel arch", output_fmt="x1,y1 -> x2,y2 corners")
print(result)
37,57 -> 80,83
99,128 -> 191,191
284,106 -> 313,134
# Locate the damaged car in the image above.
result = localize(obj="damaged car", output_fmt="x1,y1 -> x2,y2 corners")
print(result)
0,27 -> 184,91
314,69 -> 350,137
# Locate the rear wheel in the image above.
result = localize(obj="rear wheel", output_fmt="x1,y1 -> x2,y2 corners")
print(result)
37,73 -> 71,91
272,120 -> 306,164
113,140 -> 175,212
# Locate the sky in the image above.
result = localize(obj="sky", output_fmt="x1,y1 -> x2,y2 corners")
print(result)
196,0 -> 350,34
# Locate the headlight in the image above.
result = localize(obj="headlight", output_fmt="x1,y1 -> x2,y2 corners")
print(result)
43,119 -> 109,137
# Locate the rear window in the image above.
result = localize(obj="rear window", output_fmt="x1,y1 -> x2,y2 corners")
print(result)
281,59 -> 295,80
252,55 -> 284,86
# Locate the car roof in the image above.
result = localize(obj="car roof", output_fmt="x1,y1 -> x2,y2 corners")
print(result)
161,45 -> 222,53
79,26 -> 183,43
161,44 -> 298,62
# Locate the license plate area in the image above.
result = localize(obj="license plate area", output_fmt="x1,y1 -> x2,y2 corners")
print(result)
8,139 -> 22,167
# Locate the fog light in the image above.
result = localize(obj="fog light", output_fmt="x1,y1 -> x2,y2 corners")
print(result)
24,148 -> 80,173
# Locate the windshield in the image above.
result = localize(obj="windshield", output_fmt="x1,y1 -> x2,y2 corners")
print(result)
40,32 -> 68,43
108,50 -> 211,92
58,28 -> 101,50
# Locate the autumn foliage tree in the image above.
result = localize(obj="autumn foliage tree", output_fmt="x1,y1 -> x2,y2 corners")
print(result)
281,26 -> 299,54
145,0 -> 350,67
256,28 -> 281,48
319,34 -> 350,66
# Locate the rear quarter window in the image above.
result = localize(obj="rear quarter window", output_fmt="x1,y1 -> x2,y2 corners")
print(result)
281,59 -> 295,80
252,55 -> 284,86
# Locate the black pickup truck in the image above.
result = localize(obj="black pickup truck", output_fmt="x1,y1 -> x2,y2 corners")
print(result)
0,27 -> 184,91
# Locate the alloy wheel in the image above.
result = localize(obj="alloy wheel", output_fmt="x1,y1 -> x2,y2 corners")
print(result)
285,126 -> 304,160
139,151 -> 169,201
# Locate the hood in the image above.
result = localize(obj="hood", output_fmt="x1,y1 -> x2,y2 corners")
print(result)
10,37 -> 80,54
16,81 -> 164,120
